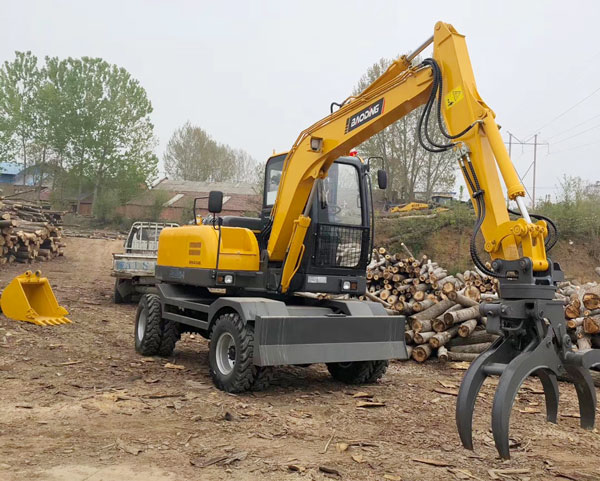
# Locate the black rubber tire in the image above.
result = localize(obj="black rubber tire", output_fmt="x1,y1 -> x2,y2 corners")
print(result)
134,294 -> 163,355
251,366 -> 275,391
114,279 -> 133,304
158,316 -> 181,357
326,360 -> 389,384
114,279 -> 125,304
209,313 -> 259,393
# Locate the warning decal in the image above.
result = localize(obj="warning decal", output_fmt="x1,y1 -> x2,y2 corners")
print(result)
445,86 -> 464,109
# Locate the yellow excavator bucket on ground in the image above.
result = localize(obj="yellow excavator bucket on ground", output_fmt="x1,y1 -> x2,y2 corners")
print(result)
0,270 -> 70,326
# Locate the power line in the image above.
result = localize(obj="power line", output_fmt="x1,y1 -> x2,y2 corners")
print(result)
545,112 -> 600,140
506,132 -> 548,208
527,84 -> 600,137
546,138 -> 600,156
552,120 -> 600,145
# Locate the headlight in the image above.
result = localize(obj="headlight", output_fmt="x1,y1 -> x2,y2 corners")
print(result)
342,280 -> 351,290
224,275 -> 234,284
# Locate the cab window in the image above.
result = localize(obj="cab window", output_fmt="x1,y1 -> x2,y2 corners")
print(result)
318,162 -> 362,225
264,155 -> 285,206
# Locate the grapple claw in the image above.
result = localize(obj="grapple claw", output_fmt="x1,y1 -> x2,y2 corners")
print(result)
455,258 -> 600,460
536,369 -> 559,424
564,364 -> 596,429
491,337 -> 561,459
456,336 -> 514,450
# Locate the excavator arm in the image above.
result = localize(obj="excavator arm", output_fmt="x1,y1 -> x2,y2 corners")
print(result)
269,21 -> 548,291
270,21 -> 600,459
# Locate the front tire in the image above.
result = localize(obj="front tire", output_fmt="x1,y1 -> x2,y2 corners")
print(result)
134,294 -> 180,357
209,313 -> 260,393
135,294 -> 163,355
326,360 -> 389,384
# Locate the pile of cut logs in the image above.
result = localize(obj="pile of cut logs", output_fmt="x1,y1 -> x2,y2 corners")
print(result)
364,247 -> 497,316
560,283 -> 600,351
361,247 -> 497,362
363,247 -> 600,365
0,199 -> 65,265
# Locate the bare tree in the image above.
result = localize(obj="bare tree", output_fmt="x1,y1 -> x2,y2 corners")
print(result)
354,58 -> 456,202
164,122 -> 256,182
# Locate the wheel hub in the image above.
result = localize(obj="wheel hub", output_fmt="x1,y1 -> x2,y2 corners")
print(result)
215,332 -> 236,375
137,310 -> 147,343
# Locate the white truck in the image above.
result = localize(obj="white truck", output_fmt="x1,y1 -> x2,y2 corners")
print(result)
112,222 -> 178,303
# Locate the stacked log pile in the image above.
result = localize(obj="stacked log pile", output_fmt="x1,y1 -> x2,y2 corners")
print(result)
364,247 -> 600,364
362,247 -> 497,362
560,283 -> 600,351
0,199 -> 65,265
364,247 -> 497,316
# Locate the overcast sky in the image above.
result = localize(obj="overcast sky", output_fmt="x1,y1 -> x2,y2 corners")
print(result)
3,0 -> 600,202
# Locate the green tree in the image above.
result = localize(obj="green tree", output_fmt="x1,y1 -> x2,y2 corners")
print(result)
354,58 -> 456,202
45,57 -> 157,213
164,122 -> 255,182
0,51 -> 42,179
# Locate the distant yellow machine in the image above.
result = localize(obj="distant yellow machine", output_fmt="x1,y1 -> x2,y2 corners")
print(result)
390,202 -> 430,213
0,271 -> 70,326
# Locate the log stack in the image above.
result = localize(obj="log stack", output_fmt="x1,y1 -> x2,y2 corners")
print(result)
364,247 -> 600,364
364,247 -> 497,316
0,198 -> 66,265
560,283 -> 600,351
362,247 -> 497,362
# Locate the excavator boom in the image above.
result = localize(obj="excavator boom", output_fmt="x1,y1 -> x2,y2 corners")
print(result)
268,22 -> 547,281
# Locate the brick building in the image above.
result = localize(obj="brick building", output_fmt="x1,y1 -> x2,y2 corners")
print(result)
117,179 -> 261,223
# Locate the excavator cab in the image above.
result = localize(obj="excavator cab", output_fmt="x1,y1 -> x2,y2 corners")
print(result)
259,153 -> 379,295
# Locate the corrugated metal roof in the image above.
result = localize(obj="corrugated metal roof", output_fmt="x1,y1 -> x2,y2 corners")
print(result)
154,179 -> 257,196
0,162 -> 22,176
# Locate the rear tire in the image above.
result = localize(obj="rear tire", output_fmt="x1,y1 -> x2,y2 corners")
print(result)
158,315 -> 181,357
209,313 -> 260,393
134,294 -> 180,357
326,360 -> 389,384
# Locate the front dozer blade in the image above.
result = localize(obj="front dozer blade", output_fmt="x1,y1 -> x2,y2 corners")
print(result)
0,270 -> 70,326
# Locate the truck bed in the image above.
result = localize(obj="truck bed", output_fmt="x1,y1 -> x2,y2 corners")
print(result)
112,253 -> 157,279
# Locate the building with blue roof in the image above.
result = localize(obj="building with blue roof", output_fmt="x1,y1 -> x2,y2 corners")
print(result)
0,162 -> 23,184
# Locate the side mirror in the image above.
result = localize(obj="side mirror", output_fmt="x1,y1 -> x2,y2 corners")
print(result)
377,170 -> 388,190
208,190 -> 223,214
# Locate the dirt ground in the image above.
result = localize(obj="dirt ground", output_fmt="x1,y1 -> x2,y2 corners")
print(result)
1,238 -> 599,481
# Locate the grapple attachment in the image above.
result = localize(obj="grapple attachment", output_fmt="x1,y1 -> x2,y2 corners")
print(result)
456,259 -> 600,459
0,270 -> 70,326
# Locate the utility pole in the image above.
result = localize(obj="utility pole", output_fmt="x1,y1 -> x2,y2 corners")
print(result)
505,131 -> 548,209
532,134 -> 537,209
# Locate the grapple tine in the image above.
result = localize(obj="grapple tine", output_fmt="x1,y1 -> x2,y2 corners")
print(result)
491,338 -> 562,459
564,365 -> 597,429
536,370 -> 559,424
456,337 -> 513,450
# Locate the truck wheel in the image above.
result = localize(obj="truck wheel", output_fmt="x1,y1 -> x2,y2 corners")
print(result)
135,294 -> 163,355
326,360 -> 389,384
114,279 -> 132,304
114,279 -> 125,304
209,313 -> 257,393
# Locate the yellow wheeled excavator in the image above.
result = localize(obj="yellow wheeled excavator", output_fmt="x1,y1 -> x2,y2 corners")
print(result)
134,21 -> 600,458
